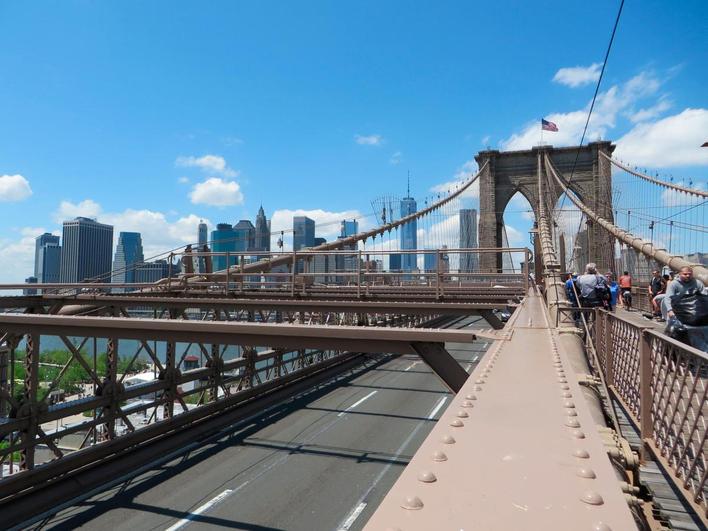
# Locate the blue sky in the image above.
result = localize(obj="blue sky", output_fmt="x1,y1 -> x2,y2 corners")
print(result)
0,1 -> 706,282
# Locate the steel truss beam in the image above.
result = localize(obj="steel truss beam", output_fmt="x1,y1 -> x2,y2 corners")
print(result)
0,295 -> 517,316
0,314 -> 476,355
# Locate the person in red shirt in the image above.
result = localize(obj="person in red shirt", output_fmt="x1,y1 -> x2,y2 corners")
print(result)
618,270 -> 633,310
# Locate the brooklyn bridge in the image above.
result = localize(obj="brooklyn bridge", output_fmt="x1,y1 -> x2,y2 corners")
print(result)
0,143 -> 706,530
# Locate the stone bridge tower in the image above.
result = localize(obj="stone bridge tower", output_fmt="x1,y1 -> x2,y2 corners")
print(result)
474,141 -> 615,273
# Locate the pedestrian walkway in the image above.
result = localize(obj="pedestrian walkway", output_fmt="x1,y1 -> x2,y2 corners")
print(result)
366,290 -> 637,530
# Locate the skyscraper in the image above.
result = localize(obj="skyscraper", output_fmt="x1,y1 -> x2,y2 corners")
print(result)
211,223 -> 238,271
112,232 -> 144,290
459,208 -> 479,272
197,220 -> 208,273
293,216 -> 315,250
400,197 -> 417,271
234,220 -> 256,255
34,233 -> 61,285
254,206 -> 271,256
336,220 -> 359,282
59,217 -> 114,283
134,260 -> 170,284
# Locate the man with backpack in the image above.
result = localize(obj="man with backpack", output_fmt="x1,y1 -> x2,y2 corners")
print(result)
665,266 -> 708,351
575,263 -> 610,319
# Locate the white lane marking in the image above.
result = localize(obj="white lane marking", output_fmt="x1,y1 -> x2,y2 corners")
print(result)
404,361 -> 418,371
465,363 -> 473,372
472,355 -> 479,362
338,502 -> 367,531
334,395 -> 451,530
482,342 -> 489,349
337,390 -> 378,417
427,396 -> 448,420
165,489 -> 233,531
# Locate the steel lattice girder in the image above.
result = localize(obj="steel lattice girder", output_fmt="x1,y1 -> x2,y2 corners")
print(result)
0,314 -> 476,356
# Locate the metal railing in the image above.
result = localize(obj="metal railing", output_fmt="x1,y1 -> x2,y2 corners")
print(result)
1,248 -> 531,300
595,310 -> 707,519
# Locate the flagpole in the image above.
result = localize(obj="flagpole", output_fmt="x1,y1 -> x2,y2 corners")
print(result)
540,118 -> 543,146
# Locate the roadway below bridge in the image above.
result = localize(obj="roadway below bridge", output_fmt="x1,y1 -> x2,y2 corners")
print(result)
29,317 -> 492,531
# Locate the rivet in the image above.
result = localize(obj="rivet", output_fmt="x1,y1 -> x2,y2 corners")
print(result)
461,400 -> 475,408
473,385 -> 483,391
553,362 -> 562,367
558,378 -> 568,383
418,471 -> 437,483
441,434 -> 456,444
566,409 -> 578,417
456,410 -> 469,418
580,491 -> 604,505
573,449 -> 590,459
565,418 -> 581,428
475,379 -> 485,384
465,394 -> 477,400
385,528 -> 403,531
577,468 -> 597,479
592,522 -> 612,531
432,450 -> 448,462
401,495 -> 424,510
562,392 -> 572,397
450,419 -> 464,427
572,430 -> 586,439
564,401 -> 575,408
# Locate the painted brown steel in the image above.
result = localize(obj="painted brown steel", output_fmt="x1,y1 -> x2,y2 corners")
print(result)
0,295 -> 515,315
601,151 -> 708,198
365,291 -> 638,530
0,314 -> 476,356
409,342 -> 469,393
594,309 -> 707,523
0,349 -> 369,523
545,154 -> 708,284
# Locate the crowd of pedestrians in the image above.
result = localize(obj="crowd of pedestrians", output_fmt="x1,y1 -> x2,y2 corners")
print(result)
564,263 -> 707,350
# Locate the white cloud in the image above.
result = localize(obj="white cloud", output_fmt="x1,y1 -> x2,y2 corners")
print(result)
503,71 -> 663,151
389,151 -> 402,165
504,224 -> 525,245
0,227 -> 49,284
0,174 -> 32,202
189,177 -> 245,207
0,203 -> 214,285
355,134 -> 383,146
100,210 -> 211,259
430,160 -> 481,202
222,136 -> 243,146
629,98 -> 672,123
176,154 -> 238,177
615,108 -> 708,167
661,184 -> 705,207
481,135 -> 491,146
54,199 -> 102,222
552,63 -> 602,88
178,176 -> 189,184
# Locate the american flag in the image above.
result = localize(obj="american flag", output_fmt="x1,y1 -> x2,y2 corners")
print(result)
542,119 -> 558,132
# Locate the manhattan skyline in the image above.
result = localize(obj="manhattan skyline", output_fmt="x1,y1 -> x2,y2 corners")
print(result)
0,1 -> 706,283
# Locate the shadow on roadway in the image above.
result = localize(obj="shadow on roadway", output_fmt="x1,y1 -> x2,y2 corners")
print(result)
41,354 -> 399,530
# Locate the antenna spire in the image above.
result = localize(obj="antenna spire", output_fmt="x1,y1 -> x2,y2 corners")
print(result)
407,170 -> 410,197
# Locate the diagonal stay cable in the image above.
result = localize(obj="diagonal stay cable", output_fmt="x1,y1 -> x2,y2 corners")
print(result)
555,0 -> 625,221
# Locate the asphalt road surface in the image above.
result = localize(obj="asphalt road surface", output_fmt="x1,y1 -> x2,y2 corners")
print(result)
34,316 -> 491,531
